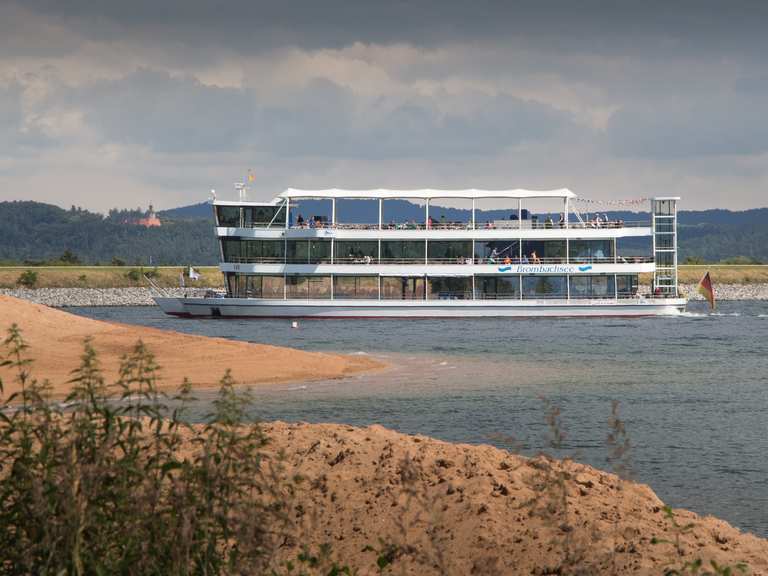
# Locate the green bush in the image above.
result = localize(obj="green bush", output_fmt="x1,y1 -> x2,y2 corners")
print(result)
125,268 -> 141,283
0,326 -> 342,575
15,270 -> 37,288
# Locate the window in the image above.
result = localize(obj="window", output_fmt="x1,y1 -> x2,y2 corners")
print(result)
286,275 -> 331,299
221,238 -> 242,261
569,275 -> 615,299
381,240 -> 425,262
522,240 -> 566,263
654,219 -> 675,233
474,240 -> 520,262
655,251 -> 675,267
243,205 -> 286,228
427,277 -> 472,299
238,240 -> 285,262
216,206 -> 241,227
309,240 -> 331,263
427,241 -> 473,263
381,277 -> 425,300
286,240 -> 331,263
475,276 -> 520,299
617,275 -> 638,297
334,241 -> 378,263
655,235 -> 674,249
286,240 -> 308,263
222,239 -> 285,262
333,276 -> 378,299
225,274 -> 284,298
654,200 -> 675,215
522,275 -> 567,299
569,240 -> 613,262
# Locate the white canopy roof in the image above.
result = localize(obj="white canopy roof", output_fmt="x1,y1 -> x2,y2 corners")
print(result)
279,188 -> 576,200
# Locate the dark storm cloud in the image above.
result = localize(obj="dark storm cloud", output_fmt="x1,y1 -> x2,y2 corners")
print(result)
0,81 -> 52,153
69,72 -> 576,157
606,82 -> 768,158
16,0 -> 768,59
3,0 -> 768,209
72,69 -> 255,153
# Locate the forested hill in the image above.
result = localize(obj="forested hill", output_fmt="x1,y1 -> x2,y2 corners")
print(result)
1,200 -> 767,264
0,201 -> 219,265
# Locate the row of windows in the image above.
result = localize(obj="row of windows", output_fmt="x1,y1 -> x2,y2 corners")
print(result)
225,274 -> 639,300
220,239 -> 618,263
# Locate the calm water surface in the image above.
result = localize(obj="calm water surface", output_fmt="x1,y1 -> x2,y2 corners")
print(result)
71,301 -> 768,537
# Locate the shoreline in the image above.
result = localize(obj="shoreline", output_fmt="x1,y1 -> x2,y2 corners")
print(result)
0,295 -> 386,397
2,283 -> 768,307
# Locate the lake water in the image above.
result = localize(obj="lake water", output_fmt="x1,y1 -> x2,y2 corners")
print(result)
71,301 -> 768,537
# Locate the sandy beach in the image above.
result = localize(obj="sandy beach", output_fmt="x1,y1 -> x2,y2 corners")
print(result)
0,295 -> 384,396
260,421 -> 768,575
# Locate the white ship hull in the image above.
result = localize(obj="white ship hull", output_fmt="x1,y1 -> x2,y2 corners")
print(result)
154,297 -> 687,318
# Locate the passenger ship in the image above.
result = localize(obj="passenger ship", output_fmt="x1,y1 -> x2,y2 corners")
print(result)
154,187 -> 687,318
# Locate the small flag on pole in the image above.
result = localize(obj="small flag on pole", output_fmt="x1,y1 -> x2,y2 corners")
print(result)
698,271 -> 715,310
189,266 -> 200,281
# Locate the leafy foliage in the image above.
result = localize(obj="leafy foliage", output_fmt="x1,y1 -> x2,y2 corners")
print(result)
15,270 -> 37,287
0,326 -> 349,575
0,201 -> 218,265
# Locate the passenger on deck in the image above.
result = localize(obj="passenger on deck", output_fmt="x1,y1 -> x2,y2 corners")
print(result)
545,216 -> 554,228
297,213 -> 305,227
531,251 -> 541,264
503,256 -> 512,265
489,248 -> 499,263
521,255 -> 529,264
558,213 -> 565,227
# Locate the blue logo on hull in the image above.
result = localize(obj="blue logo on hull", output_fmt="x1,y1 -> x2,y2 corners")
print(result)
578,265 -> 593,272
497,265 -> 512,272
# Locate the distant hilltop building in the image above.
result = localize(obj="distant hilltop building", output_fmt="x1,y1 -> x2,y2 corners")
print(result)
131,204 -> 162,228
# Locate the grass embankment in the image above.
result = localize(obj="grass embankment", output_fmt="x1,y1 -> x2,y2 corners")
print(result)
1,265 -> 767,289
639,265 -> 768,285
0,265 -> 224,288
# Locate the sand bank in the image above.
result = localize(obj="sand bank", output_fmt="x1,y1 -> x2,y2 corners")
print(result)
261,421 -> 768,575
0,295 -> 384,396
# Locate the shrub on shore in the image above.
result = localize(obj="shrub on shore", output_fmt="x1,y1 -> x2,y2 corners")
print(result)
15,270 -> 37,288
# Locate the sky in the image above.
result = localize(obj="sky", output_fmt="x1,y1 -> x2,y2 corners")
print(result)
1,0 -> 767,212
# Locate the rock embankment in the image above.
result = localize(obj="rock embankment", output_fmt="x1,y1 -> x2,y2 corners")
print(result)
0,287 -> 217,307
680,283 -> 768,300
1,283 -> 767,308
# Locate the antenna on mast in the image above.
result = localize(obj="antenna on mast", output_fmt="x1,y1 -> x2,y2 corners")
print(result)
234,182 -> 246,202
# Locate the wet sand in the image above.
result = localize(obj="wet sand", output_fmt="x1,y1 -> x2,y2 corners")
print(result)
0,295 -> 385,396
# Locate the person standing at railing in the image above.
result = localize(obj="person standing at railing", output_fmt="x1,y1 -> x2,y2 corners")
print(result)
297,213 -> 304,227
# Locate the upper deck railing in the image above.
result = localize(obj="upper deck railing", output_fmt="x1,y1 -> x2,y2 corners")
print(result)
223,255 -> 655,265
230,219 -> 650,231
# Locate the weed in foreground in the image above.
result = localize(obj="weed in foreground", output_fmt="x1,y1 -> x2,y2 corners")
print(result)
0,324 -> 348,575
